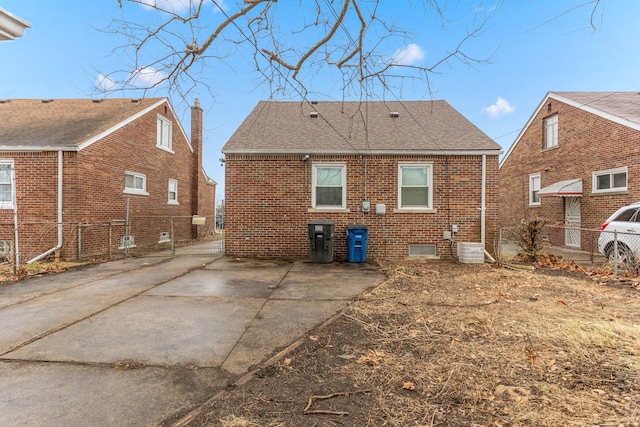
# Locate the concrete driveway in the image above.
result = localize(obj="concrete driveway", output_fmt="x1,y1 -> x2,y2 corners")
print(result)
0,255 -> 385,426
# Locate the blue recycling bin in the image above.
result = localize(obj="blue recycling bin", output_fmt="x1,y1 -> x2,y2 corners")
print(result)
346,224 -> 368,263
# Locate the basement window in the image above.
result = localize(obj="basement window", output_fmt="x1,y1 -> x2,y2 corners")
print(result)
0,240 -> 13,261
119,235 -> 136,250
408,244 -> 437,257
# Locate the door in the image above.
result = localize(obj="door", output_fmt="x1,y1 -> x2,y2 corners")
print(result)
564,197 -> 581,247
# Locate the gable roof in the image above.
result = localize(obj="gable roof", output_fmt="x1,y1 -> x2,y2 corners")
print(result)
0,98 -> 191,152
500,91 -> 640,168
223,100 -> 501,155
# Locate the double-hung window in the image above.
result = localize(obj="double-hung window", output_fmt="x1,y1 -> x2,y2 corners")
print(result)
312,163 -> 346,209
124,171 -> 148,196
168,179 -> 178,204
398,163 -> 433,209
157,115 -> 173,152
544,115 -> 558,149
593,167 -> 627,193
529,173 -> 541,206
0,160 -> 15,210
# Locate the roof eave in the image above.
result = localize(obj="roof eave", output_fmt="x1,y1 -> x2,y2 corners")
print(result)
0,146 -> 77,152
0,8 -> 31,41
222,148 -> 502,156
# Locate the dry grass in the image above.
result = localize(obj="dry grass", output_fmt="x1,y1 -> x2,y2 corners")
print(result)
185,260 -> 640,426
0,259 -> 96,284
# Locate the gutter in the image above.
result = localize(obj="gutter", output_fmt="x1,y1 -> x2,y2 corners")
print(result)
27,150 -> 63,263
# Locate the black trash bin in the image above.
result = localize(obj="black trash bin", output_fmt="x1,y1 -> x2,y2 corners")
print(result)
346,224 -> 368,262
308,220 -> 335,263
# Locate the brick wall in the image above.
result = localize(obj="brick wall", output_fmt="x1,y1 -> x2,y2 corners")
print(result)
0,100 -> 211,260
224,153 -> 499,260
499,97 -> 640,245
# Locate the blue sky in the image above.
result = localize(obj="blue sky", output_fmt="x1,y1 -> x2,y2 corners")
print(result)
2,1 -> 639,202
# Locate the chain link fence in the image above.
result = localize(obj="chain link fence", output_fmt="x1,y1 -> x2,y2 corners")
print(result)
0,215 -> 224,270
499,224 -> 640,276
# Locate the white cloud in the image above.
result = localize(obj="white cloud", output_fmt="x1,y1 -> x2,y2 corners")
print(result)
482,97 -> 514,119
95,73 -> 116,91
128,67 -> 167,87
390,43 -> 426,66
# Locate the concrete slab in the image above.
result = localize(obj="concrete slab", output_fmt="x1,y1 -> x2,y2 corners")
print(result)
0,294 -> 122,355
0,361 -> 227,427
222,299 -> 346,375
4,295 -> 265,367
145,269 -> 282,298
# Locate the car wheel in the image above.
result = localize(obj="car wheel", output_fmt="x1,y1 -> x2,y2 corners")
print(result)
605,243 -> 635,264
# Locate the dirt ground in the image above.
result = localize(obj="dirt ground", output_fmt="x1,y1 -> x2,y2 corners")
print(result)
176,259 -> 640,427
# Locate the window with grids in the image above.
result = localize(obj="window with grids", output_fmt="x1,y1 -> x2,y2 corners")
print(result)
168,179 -> 178,204
398,163 -> 433,209
0,161 -> 15,210
593,167 -> 627,193
529,173 -> 541,205
124,171 -> 148,196
157,115 -> 173,151
544,115 -> 558,149
312,163 -> 346,209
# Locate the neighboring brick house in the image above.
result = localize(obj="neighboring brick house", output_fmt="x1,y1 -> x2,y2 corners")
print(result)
222,100 -> 501,260
0,97 -> 215,261
499,91 -> 640,249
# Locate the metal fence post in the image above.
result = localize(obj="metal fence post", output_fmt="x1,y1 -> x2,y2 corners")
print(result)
614,230 -> 618,277
498,227 -> 503,262
77,223 -> 82,260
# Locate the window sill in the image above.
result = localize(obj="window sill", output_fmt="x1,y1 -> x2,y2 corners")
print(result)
541,145 -> 558,152
590,190 -> 629,196
528,204 -> 541,208
393,208 -> 437,214
167,201 -> 179,206
308,208 -> 350,213
123,189 -> 149,196
156,144 -> 174,154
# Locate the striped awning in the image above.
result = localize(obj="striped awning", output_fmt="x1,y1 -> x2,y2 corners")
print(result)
537,178 -> 582,197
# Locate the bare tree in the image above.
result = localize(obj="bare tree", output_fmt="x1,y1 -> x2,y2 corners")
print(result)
101,0 -> 603,101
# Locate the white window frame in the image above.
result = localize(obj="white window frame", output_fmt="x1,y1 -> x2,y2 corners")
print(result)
529,173 -> 541,206
168,179 -> 178,205
398,162 -> 433,210
544,114 -> 558,149
311,163 -> 347,209
592,166 -> 628,193
124,171 -> 149,196
156,115 -> 174,152
0,160 -> 15,210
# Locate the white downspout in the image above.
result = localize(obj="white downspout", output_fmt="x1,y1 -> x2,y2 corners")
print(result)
481,154 -> 486,245
27,150 -> 63,263
480,154 -> 496,263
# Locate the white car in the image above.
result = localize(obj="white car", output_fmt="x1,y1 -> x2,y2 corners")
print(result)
598,202 -> 640,262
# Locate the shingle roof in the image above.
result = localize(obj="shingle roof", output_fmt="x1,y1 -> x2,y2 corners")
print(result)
552,92 -> 640,126
223,100 -> 500,154
0,98 -> 166,150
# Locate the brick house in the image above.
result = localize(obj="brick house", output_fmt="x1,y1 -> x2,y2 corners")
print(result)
0,97 -> 215,262
499,91 -> 640,249
222,100 -> 501,260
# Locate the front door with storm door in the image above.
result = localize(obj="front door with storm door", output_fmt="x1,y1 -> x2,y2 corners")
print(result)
564,197 -> 581,248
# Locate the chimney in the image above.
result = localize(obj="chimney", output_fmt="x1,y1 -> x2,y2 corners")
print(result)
191,98 -> 203,223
